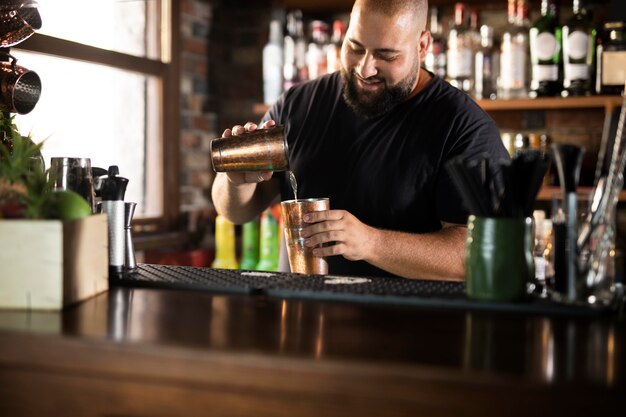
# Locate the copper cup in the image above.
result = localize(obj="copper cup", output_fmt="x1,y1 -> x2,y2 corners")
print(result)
280,198 -> 329,275
210,125 -> 289,172
0,59 -> 41,114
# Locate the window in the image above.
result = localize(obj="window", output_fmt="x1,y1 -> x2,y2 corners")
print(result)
12,0 -> 179,230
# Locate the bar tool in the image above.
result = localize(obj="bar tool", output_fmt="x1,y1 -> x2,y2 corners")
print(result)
124,202 -> 137,272
49,157 -> 96,213
210,125 -> 289,172
551,144 -> 585,302
96,165 -> 128,279
576,89 -> 626,300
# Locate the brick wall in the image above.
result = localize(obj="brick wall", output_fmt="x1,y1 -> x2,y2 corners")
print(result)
179,0 -> 273,213
180,0 -> 216,214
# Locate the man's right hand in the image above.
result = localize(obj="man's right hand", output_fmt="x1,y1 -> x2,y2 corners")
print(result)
221,120 -> 277,186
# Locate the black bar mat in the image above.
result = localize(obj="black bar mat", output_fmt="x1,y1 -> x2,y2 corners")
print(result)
114,264 -> 623,317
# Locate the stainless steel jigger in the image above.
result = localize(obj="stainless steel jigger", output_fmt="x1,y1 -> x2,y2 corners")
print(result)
124,202 -> 137,272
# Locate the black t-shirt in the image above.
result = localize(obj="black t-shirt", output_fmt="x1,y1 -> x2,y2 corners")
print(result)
264,72 -> 509,278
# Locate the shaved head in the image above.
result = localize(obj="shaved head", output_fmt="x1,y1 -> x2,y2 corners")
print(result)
353,0 -> 428,31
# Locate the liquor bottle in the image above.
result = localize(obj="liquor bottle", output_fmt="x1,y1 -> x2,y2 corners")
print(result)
263,19 -> 284,104
240,218 -> 260,270
474,25 -> 499,99
424,6 -> 447,79
561,0 -> 596,96
283,10 -> 308,91
468,7 -> 482,51
255,206 -> 280,272
499,0 -> 530,99
211,215 -> 239,270
595,21 -> 626,95
306,20 -> 329,80
447,3 -> 474,93
326,19 -> 345,74
529,0 -> 562,97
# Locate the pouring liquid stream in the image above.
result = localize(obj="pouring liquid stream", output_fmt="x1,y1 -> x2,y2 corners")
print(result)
289,170 -> 298,201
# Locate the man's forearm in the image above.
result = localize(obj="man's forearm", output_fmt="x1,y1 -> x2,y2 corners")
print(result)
211,174 -> 278,224
365,226 -> 467,281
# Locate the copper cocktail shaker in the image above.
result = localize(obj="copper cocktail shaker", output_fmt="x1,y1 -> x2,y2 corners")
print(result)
210,125 -> 289,172
280,198 -> 329,275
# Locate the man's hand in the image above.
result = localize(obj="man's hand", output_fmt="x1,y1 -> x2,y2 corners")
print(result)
222,120 -> 276,185
300,209 -> 376,262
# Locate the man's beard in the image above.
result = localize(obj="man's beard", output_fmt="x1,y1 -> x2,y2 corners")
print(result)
341,60 -> 418,119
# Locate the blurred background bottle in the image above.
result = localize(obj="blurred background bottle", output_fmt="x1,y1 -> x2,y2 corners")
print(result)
326,19 -> 345,74
425,6 -> 447,79
255,206 -> 280,271
447,2 -> 474,93
595,21 -> 625,95
561,0 -> 596,96
307,20 -> 329,80
529,0 -> 562,97
240,218 -> 260,270
474,25 -> 499,99
499,0 -> 529,99
263,19 -> 284,104
211,215 -> 239,269
283,10 -> 308,91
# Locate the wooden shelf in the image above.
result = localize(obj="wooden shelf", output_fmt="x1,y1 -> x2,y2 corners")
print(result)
536,186 -> 626,202
254,95 -> 623,117
477,95 -> 623,112
279,0 -> 503,12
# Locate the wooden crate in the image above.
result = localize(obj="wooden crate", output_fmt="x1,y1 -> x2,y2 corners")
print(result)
0,214 -> 108,310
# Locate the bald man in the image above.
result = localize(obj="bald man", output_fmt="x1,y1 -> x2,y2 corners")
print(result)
212,0 -> 509,280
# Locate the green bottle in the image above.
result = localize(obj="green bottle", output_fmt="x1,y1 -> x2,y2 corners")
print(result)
255,207 -> 280,272
529,0 -> 562,97
240,218 -> 260,270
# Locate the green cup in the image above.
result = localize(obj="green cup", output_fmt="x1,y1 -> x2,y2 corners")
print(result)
465,216 -> 534,302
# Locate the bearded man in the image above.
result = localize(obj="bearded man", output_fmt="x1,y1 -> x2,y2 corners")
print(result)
211,0 -> 509,280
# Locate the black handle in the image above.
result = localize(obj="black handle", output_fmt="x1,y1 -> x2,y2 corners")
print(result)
551,144 -> 585,194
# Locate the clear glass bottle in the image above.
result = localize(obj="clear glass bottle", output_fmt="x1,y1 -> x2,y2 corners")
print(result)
424,6 -> 447,79
561,0 -> 596,96
447,2 -> 474,93
306,20 -> 329,80
283,10 -> 308,91
474,25 -> 499,99
529,0 -> 562,97
499,0 -> 530,99
326,19 -> 345,74
263,19 -> 284,104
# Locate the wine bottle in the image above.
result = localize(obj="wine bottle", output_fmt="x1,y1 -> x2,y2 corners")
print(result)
474,25 -> 499,99
529,0 -> 562,97
561,0 -> 596,96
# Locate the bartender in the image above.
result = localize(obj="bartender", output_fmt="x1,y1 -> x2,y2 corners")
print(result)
211,0 -> 509,280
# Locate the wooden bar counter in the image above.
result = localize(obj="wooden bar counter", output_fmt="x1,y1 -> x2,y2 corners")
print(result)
0,276 -> 624,416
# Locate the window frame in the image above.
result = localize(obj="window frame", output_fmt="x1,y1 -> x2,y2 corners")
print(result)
14,0 -> 181,234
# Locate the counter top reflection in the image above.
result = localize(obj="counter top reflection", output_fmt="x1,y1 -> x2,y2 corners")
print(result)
0,285 -> 624,416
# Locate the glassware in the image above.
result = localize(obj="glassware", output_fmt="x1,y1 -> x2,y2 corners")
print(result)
474,25 -> 499,99
499,0 -> 530,99
425,6 -> 447,79
529,0 -> 562,97
447,3 -> 474,93
561,0 -> 596,97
